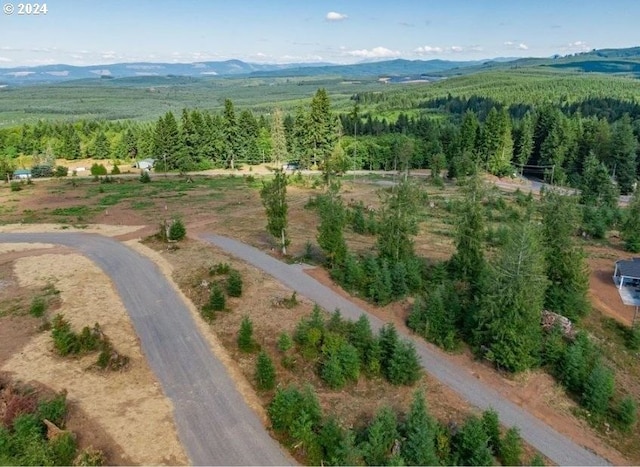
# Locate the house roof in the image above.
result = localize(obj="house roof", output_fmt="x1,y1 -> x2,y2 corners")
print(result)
616,258 -> 640,278
13,169 -> 31,175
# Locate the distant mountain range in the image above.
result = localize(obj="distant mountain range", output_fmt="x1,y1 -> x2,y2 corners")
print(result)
1,46 -> 639,86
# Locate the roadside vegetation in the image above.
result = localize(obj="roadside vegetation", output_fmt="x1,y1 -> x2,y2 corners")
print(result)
0,376 -> 105,466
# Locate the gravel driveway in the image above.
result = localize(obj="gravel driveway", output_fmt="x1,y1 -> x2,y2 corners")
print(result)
201,233 -> 609,466
0,232 -> 292,466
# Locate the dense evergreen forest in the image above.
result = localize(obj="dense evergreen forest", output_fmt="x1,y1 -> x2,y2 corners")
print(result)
1,81 -> 639,197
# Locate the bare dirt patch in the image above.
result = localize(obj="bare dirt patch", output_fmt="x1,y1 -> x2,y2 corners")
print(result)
1,252 -> 187,465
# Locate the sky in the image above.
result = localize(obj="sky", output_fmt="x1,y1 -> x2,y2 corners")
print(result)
0,0 -> 639,67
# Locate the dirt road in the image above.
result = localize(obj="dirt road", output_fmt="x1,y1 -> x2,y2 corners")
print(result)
0,232 -> 291,466
200,233 -> 610,466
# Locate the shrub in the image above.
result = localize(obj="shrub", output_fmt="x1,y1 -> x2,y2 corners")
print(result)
226,270 -> 243,297
481,408 -> 501,456
10,181 -> 22,192
209,262 -> 231,275
110,164 -> 121,175
90,163 -> 107,176
277,332 -> 293,352
51,314 -> 80,356
452,415 -> 493,466
255,351 -> 276,391
139,171 -> 151,183
54,165 -> 68,177
360,406 -> 399,466
168,218 -> 186,241
237,316 -> 256,353
31,165 -> 53,178
499,427 -> 522,466
615,396 -> 637,431
74,447 -> 106,466
29,297 -> 47,317
268,385 -> 322,433
36,392 -> 67,427
208,284 -> 226,312
49,431 -> 77,466
582,363 -> 615,416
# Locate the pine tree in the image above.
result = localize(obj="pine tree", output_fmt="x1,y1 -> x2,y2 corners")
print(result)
255,351 -> 276,390
514,111 -> 534,166
616,396 -> 637,431
92,130 -> 111,160
270,108 -> 288,165
622,189 -> 640,253
309,88 -> 339,179
361,406 -> 399,466
209,284 -> 226,312
459,110 -> 480,161
237,316 -> 255,353
260,168 -> 289,254
401,390 -> 438,466
223,99 -> 240,170
481,408 -> 501,456
499,427 -> 523,466
453,416 -> 493,466
582,363 -> 615,416
476,222 -> 547,372
316,182 -> 348,269
610,114 -> 638,195
153,111 -> 183,170
376,177 -> 420,264
541,190 -> 590,320
226,269 -> 243,297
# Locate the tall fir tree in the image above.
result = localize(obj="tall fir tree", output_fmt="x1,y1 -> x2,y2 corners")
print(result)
260,169 -> 289,254
316,182 -> 348,269
541,190 -> 590,320
223,99 -> 240,169
270,107 -> 289,165
476,222 -> 547,372
610,114 -> 638,195
401,390 -> 439,466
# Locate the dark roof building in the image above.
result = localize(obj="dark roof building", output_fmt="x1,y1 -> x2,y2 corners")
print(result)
614,258 -> 640,289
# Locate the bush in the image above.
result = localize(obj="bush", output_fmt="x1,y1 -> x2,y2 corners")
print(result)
499,427 -> 522,466
255,351 -> 276,391
481,408 -> 501,456
237,316 -> 256,353
168,218 -> 186,241
226,270 -> 243,297
31,165 -> 53,178
615,396 -> 637,431
54,165 -> 68,177
49,431 -> 77,466
208,284 -> 226,312
452,415 -> 493,466
10,181 -> 22,192
90,163 -> 107,176
209,262 -> 231,275
139,171 -> 151,183
36,392 -> 67,427
110,164 -> 121,175
29,297 -> 47,317
277,332 -> 293,352
582,363 -> 615,416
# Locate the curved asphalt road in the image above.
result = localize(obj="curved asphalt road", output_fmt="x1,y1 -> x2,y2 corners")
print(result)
200,233 -> 610,467
0,232 -> 291,466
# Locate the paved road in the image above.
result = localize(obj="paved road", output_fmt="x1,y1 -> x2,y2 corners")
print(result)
201,233 -> 610,466
0,232 -> 291,466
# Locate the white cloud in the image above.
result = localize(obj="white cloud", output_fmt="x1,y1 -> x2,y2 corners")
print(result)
414,45 -> 443,54
567,40 -> 590,52
0,57 -> 11,62
504,41 -> 514,46
326,11 -> 347,21
46,71 -> 69,76
518,43 -> 528,50
346,46 -> 400,59
450,46 -> 464,53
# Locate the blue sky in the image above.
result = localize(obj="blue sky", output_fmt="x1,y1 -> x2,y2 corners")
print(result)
0,0 -> 638,67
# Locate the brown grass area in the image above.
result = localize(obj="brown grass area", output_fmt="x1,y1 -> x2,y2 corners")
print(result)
0,252 -> 187,465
